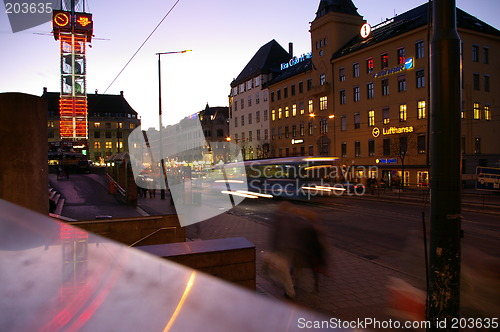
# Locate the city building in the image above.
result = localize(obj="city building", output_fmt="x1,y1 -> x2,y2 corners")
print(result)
44,88 -> 141,163
229,39 -> 291,160
262,0 -> 500,186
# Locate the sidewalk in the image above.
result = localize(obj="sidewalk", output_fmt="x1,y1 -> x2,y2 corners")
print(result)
136,192 -> 422,323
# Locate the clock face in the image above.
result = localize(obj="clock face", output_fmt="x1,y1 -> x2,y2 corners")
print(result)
360,23 -> 371,38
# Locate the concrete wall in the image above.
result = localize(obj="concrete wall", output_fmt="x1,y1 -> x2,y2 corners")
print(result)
69,214 -> 185,246
0,93 -> 48,215
137,237 -> 256,290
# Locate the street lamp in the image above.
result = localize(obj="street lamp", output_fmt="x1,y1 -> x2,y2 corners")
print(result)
157,50 -> 192,199
309,113 -> 334,155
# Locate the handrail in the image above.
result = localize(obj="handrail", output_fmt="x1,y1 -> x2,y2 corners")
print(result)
129,227 -> 177,247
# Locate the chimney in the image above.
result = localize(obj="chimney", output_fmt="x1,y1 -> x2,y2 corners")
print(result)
289,42 -> 293,58
120,91 -> 124,96
43,87 -> 47,94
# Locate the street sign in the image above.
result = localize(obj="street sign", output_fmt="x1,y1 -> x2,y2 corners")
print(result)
476,167 -> 500,191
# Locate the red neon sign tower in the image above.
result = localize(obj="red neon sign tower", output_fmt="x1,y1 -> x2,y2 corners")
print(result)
52,3 -> 93,145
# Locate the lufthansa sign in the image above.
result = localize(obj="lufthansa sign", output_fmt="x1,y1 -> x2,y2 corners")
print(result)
372,126 -> 414,137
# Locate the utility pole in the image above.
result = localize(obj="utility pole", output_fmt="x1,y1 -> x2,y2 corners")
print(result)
428,0 -> 462,328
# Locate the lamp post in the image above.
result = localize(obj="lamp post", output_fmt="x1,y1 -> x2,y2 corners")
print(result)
157,50 -> 192,199
309,113 -> 334,155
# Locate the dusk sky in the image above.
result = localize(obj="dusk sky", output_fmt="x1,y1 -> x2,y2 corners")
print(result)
1,0 -> 499,129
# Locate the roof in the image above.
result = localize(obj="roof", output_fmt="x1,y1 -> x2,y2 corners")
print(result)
315,0 -> 360,19
42,90 -> 138,117
265,57 -> 313,87
231,39 -> 291,87
333,3 -> 500,60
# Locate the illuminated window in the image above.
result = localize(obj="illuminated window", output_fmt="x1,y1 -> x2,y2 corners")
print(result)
399,104 -> 407,122
271,110 -> 276,121
94,141 -> 100,149
308,99 -> 313,113
308,122 -> 313,135
299,101 -> 305,115
285,107 -> 289,118
117,122 -> 123,129
381,53 -> 389,69
116,141 -> 123,149
278,108 -> 283,119
397,48 -> 406,64
292,104 -> 297,116
320,96 -> 327,110
473,103 -> 481,119
368,110 -> 375,127
367,57 -> 374,73
418,100 -> 426,119
383,108 -> 390,124
484,105 -> 491,120
105,141 -> 112,149
48,121 -> 55,128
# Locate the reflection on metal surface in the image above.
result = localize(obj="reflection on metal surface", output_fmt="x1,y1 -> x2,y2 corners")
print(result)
164,271 -> 196,332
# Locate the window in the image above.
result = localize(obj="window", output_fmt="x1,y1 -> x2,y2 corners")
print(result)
264,110 -> 268,121
483,47 -> 489,64
418,100 -> 426,119
256,111 -> 260,123
341,142 -> 347,158
292,104 -> 297,116
292,125 -> 297,137
308,145 -> 314,156
416,69 -> 425,88
264,129 -> 268,140
271,128 -> 275,140
298,81 -> 304,93
353,86 -> 360,102
234,100 -> 238,111
383,138 -> 391,156
382,79 -> 389,96
484,75 -> 490,92
105,141 -> 112,149
235,117 -> 238,127
399,136 -> 408,155
94,141 -> 100,149
397,48 -> 406,64
368,140 -> 375,156
461,101 -> 466,119
474,137 -> 481,154
354,141 -> 361,157
320,96 -> 327,110
277,127 -> 282,139
416,41 -> 424,59
399,104 -> 407,122
277,90 -> 281,100
341,115 -> 347,131
94,122 -> 101,128
271,110 -> 276,121
367,57 -> 374,73
398,75 -> 406,92
418,135 -> 426,154
278,108 -> 282,119
473,73 -> 480,90
472,45 -> 479,62
353,63 -> 359,77
299,102 -> 305,115
94,131 -> 100,138
105,122 -> 111,129
383,108 -> 390,124
241,98 -> 244,109
241,115 -> 245,125
320,118 -> 328,134
340,90 -> 346,104
320,73 -> 326,85
367,82 -> 374,99
300,122 -> 305,136
270,92 -> 275,102
285,107 -> 289,118
308,122 -> 314,135
291,84 -> 296,96
248,95 -> 252,107
105,131 -> 112,138
339,68 -> 345,82
473,102 -> 481,119
484,105 -> 491,120
308,99 -> 313,113
381,53 -> 389,69
368,110 -> 375,126
354,113 -> 360,129
284,126 -> 289,138
307,79 -> 312,90
284,87 -> 288,98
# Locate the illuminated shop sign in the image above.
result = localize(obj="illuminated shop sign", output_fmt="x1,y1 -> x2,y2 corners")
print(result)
373,58 -> 413,78
291,139 -> 304,144
372,126 -> 414,137
376,158 -> 397,164
281,52 -> 312,70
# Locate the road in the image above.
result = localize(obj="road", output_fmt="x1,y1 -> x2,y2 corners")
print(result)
229,194 -> 500,281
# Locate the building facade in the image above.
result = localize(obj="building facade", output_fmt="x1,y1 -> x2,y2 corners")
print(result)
229,40 -> 291,160
263,0 -> 500,187
44,88 -> 141,163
